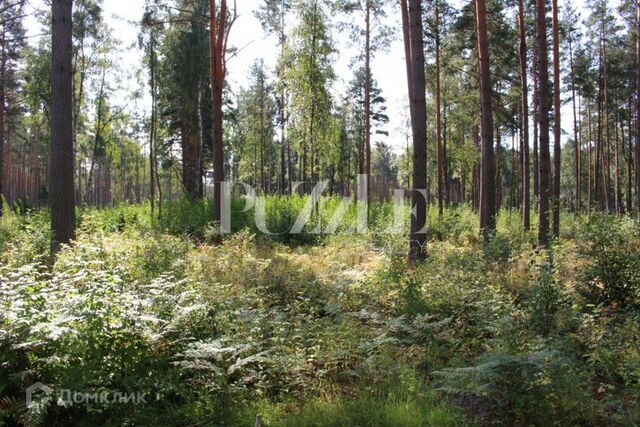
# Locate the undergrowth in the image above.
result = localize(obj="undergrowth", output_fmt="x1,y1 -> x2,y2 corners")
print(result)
1,199 -> 639,426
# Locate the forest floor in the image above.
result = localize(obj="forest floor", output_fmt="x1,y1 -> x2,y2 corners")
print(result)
1,199 -> 640,426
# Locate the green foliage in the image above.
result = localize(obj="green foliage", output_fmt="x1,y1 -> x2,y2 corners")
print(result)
3,204 -> 640,425
576,214 -> 640,308
437,349 -> 593,426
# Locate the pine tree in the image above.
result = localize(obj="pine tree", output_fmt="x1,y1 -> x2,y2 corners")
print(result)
50,0 -> 76,249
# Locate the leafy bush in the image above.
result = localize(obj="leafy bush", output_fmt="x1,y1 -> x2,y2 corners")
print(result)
576,215 -> 640,308
437,349 -> 593,425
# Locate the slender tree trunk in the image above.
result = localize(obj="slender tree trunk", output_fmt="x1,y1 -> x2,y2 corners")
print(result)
511,129 -> 516,211
518,0 -> 530,229
72,37 -> 87,205
622,96 -> 633,215
602,23 -> 612,212
472,124 -> 480,211
148,34 -> 157,218
197,79 -> 205,198
435,2 -> 444,218
551,0 -> 561,238
85,68 -> 107,205
280,25 -> 288,194
614,109 -> 622,214
209,0 -> 235,223
260,72 -> 265,191
364,0 -> 372,201
636,2 -> 640,216
402,0 -> 427,262
569,37 -> 580,211
587,102 -> 593,209
532,43 -> 540,201
495,124 -> 501,211
475,0 -> 496,237
50,0 -> 76,248
596,73 -> 603,207
443,98 -> 450,205
536,0 -> 551,247
0,25 -> 5,216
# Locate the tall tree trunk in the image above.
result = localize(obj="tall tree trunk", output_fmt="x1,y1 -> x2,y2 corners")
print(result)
260,71 -> 266,191
495,124 -> 501,211
587,101 -> 595,207
636,2 -> 640,216
536,0 -> 551,247
401,0 -> 427,262
614,109 -> 622,214
518,0 -> 530,229
475,0 -> 496,237
532,43 -> 540,201
602,22 -> 612,211
278,7 -> 288,194
209,0 -> 236,224
364,0 -> 371,201
511,129 -> 517,210
627,95 -> 633,214
50,0 -> 76,248
569,36 -> 580,211
148,33 -> 157,218
435,2 -> 444,218
472,124 -> 480,211
182,121 -> 199,199
197,79 -> 205,198
86,67 -> 106,204
0,24 -> 5,216
551,0 -> 561,238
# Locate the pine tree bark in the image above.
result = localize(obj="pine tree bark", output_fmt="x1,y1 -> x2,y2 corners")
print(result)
600,20 -> 611,211
569,35 -> 580,211
588,102 -> 593,208
435,3 -> 444,218
0,25 -> 5,216
614,110 -> 622,214
636,2 -> 640,216
625,98 -> 633,213
364,0 -> 372,201
536,0 -> 551,247
495,125 -> 501,211
209,0 -> 236,223
472,124 -> 480,211
401,0 -> 427,262
551,0 -> 561,238
532,43 -> 540,201
50,0 -> 76,248
474,0 -> 496,237
518,0 -> 530,229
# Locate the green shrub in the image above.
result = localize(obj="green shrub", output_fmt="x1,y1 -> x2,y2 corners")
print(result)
576,215 -> 640,308
437,349 -> 593,425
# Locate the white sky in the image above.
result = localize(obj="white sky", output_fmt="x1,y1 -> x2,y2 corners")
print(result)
25,0 -> 610,153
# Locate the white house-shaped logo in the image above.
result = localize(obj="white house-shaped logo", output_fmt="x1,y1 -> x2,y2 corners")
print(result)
25,382 -> 52,406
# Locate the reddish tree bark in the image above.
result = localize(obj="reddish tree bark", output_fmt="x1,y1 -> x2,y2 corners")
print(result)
474,0 -> 496,237
551,0 -> 561,238
209,0 -> 237,223
401,0 -> 427,262
0,24 -> 5,216
636,2 -> 640,216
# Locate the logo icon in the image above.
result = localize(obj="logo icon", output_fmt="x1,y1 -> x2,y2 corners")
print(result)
25,382 -> 52,406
